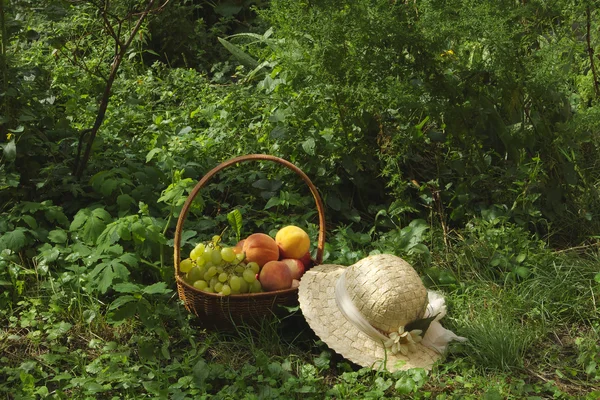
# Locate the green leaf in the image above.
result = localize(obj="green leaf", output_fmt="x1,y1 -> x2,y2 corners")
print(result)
217,37 -> 259,69
3,139 -> 16,161
143,282 -> 171,295
0,228 -> 28,251
395,375 -> 415,394
302,138 -> 316,156
20,215 -> 38,229
109,295 -> 138,310
227,209 -> 243,242
515,266 -> 531,279
70,208 -> 112,245
146,148 -> 162,163
595,273 -> 600,284
264,196 -> 281,210
112,282 -> 140,293
48,229 -> 68,244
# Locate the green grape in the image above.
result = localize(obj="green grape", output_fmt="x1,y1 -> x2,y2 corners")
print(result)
249,280 -> 262,293
212,235 -> 221,243
238,279 -> 249,294
187,266 -> 204,282
218,272 -> 228,283
202,246 -> 213,262
203,287 -> 214,293
221,247 -> 236,263
221,284 -> 231,296
195,257 -> 206,267
247,262 -> 260,274
230,276 -> 241,292
193,280 -> 208,290
234,265 -> 245,274
190,243 -> 205,260
243,269 -> 257,283
210,248 -> 223,264
210,277 -> 219,289
216,266 -> 224,274
235,252 -> 245,262
206,266 -> 217,278
180,258 -> 194,273
214,282 -> 223,293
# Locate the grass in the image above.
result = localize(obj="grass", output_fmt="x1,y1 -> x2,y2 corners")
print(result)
1,228 -> 600,399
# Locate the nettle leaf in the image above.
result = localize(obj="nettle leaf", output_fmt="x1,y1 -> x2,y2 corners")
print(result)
70,208 -> 113,245
0,227 -> 29,251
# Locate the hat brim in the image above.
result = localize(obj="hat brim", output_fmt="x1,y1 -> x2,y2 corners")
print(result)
298,264 -> 442,372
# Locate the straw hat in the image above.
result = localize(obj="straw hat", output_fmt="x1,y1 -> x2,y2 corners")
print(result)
298,254 -> 464,372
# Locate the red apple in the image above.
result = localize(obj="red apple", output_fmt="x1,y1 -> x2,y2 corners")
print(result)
281,258 -> 306,280
259,261 -> 293,291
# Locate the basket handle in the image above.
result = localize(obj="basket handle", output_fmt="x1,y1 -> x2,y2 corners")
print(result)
173,154 -> 326,274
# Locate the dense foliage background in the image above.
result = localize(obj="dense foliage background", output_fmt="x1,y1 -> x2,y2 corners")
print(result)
1,0 -> 599,398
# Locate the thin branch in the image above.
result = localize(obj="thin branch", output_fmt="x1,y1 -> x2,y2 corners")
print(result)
74,0 -> 163,179
586,6 -> 600,98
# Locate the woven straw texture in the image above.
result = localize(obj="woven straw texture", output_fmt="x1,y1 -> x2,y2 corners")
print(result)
298,254 -> 441,371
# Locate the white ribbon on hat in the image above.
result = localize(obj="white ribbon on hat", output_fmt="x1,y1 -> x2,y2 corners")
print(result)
335,270 -> 466,355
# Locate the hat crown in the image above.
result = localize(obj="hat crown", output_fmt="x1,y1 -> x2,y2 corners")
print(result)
345,254 -> 427,333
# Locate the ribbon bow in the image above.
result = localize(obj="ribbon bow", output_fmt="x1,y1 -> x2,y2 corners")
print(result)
384,326 -> 423,355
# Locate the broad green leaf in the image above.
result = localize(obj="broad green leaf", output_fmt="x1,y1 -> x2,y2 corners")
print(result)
0,228 -> 28,251
109,296 -> 137,311
70,208 -> 112,245
302,138 -> 315,156
395,375 -> 415,394
146,148 -> 162,163
20,215 -> 38,229
227,209 -> 243,242
97,267 -> 116,294
48,229 -> 67,244
595,273 -> 600,283
143,282 -> 171,295
112,282 -> 141,293
264,196 -> 281,210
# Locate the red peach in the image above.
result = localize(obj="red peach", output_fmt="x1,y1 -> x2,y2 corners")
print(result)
281,258 -> 306,280
259,261 -> 293,291
242,233 -> 279,267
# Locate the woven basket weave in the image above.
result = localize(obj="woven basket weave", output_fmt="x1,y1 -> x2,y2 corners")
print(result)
173,154 -> 326,329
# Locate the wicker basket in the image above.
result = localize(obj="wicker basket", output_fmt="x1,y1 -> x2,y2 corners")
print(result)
173,154 -> 326,329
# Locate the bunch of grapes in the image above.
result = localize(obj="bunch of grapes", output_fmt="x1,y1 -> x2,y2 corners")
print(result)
179,236 -> 262,296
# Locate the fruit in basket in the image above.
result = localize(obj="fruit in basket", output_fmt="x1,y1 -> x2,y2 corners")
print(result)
180,258 -> 194,273
242,233 -> 280,267
259,260 -> 293,291
275,225 -> 310,259
233,239 -> 245,254
299,251 -> 313,269
281,258 -> 306,280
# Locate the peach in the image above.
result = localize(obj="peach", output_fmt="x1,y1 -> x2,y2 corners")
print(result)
275,225 -> 310,259
299,251 -> 313,269
281,258 -> 306,280
242,233 -> 279,267
259,261 -> 293,291
233,239 -> 245,254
